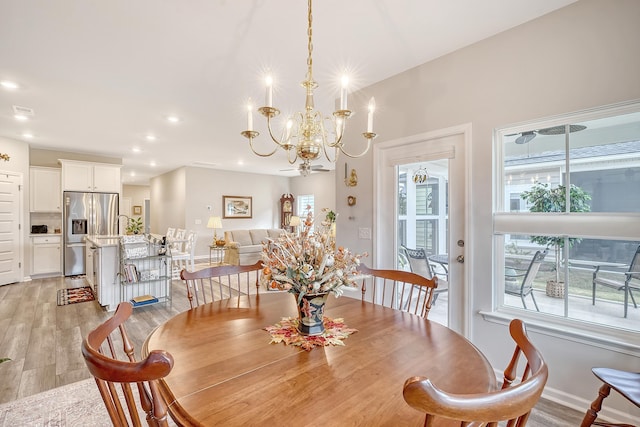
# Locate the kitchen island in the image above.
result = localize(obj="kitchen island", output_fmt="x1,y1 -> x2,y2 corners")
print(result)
85,236 -> 121,311
85,235 -> 171,311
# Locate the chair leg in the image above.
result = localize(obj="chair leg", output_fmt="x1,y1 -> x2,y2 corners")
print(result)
530,292 -> 540,312
520,296 -> 528,310
629,288 -> 637,309
581,383 -> 611,427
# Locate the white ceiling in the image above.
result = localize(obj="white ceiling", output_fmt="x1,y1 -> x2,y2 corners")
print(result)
0,0 -> 576,184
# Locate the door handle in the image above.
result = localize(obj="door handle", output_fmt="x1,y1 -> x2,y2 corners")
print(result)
456,255 -> 464,263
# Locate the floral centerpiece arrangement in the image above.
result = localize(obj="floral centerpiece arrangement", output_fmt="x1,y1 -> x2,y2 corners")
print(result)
261,207 -> 367,335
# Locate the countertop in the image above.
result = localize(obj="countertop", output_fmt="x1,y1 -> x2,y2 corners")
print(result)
85,235 -> 124,248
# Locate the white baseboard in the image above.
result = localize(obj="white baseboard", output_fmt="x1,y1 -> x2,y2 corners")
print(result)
541,385 -> 636,426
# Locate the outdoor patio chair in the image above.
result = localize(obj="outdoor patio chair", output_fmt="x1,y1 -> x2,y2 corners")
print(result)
505,250 -> 547,311
401,246 -> 448,305
592,245 -> 640,318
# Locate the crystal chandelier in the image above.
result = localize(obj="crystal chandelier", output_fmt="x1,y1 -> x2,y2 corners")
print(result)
241,0 -> 377,176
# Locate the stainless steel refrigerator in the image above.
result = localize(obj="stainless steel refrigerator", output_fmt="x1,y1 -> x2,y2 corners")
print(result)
63,191 -> 119,276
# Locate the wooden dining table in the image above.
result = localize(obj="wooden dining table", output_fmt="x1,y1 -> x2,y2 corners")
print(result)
143,292 -> 496,426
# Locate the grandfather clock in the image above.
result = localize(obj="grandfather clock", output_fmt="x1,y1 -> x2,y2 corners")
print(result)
280,193 -> 294,231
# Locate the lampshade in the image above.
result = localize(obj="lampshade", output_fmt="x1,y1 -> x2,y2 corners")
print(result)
207,216 -> 222,229
289,216 -> 301,227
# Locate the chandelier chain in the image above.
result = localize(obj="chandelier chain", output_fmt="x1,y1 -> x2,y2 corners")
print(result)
306,0 -> 314,83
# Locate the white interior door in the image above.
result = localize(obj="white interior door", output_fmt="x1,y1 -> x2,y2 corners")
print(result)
374,125 -> 471,335
0,172 -> 22,285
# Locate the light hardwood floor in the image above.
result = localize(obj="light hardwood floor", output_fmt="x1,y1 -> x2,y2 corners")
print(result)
0,274 -> 587,425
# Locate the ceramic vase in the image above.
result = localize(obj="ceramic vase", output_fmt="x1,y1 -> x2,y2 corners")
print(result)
294,292 -> 329,336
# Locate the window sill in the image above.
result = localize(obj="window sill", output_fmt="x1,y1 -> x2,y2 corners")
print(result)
480,308 -> 640,357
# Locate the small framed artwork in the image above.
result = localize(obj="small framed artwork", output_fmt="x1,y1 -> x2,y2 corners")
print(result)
223,195 -> 252,219
132,205 -> 142,215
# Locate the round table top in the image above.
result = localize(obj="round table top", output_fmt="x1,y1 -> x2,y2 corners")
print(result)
143,292 -> 496,426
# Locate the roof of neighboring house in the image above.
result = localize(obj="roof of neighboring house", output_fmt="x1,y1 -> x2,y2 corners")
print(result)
506,140 -> 640,167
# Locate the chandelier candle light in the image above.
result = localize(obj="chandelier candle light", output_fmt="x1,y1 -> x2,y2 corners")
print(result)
241,0 -> 378,176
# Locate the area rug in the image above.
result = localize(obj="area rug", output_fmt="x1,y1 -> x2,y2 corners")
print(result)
0,378 -> 178,427
264,316 -> 357,351
56,286 -> 95,306
0,378 -> 109,427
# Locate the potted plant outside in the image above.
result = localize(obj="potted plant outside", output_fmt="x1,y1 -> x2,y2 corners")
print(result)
126,217 -> 144,235
520,182 -> 591,297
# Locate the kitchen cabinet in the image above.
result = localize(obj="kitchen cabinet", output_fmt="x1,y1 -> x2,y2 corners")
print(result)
31,235 -> 61,275
30,167 -> 61,212
59,160 -> 122,193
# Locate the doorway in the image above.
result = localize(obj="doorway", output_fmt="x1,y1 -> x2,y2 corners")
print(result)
0,171 -> 23,285
374,124 -> 471,335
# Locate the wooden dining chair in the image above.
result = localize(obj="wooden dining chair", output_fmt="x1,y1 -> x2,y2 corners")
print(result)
581,367 -> 640,426
81,302 -> 174,427
357,264 -> 438,318
180,260 -> 264,308
403,318 -> 548,426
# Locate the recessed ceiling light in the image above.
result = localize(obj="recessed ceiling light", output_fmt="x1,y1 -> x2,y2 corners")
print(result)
150,161 -> 157,167
166,116 -> 180,124
130,171 -> 136,177
1,81 -> 19,90
22,133 -> 34,139
145,134 -> 157,141
14,114 -> 28,121
132,147 -> 141,153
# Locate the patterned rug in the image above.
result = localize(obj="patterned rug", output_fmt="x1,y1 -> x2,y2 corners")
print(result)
56,286 -> 95,306
0,378 -> 178,427
264,316 -> 357,351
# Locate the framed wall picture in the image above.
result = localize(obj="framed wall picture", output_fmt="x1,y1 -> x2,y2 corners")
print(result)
132,205 -> 142,215
223,195 -> 252,219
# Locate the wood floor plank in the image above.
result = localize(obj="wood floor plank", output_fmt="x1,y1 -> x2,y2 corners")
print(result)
0,357 -> 24,403
23,326 -> 56,370
1,323 -> 31,360
16,364 -> 57,399
55,326 -> 85,376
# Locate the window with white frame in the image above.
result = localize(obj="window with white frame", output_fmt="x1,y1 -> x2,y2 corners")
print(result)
494,101 -> 640,335
297,194 -> 314,230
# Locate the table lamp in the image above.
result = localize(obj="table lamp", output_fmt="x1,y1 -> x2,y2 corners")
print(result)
207,216 -> 223,244
289,215 -> 301,235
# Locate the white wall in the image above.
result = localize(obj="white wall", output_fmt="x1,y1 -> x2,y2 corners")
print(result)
289,170 -> 336,216
150,167 -> 186,235
338,0 -> 640,421
151,166 -> 290,257
123,184 -> 150,228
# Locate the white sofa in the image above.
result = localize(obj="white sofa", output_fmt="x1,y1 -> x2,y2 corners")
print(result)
223,228 -> 284,265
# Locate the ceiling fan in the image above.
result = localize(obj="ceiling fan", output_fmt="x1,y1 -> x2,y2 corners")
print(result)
280,163 -> 331,176
511,124 -> 587,144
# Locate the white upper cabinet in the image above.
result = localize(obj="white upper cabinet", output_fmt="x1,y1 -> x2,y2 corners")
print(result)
59,160 -> 121,193
30,167 -> 62,212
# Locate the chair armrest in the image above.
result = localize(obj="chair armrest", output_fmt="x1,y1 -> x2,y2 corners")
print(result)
225,241 -> 240,249
403,375 -> 546,422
